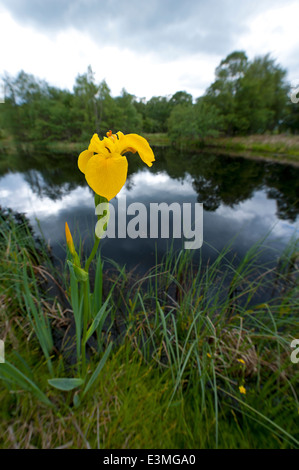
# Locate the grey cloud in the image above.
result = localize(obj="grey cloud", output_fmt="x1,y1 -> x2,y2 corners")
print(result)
2,0 -> 291,59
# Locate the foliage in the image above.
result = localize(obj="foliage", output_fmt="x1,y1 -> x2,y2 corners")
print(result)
0,51 -> 297,146
1,68 -> 143,144
167,99 -> 222,143
205,52 -> 289,135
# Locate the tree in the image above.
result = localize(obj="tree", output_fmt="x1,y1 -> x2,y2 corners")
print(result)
73,65 -> 100,138
281,99 -> 299,134
205,51 -> 288,135
2,71 -> 50,142
143,96 -> 172,132
235,55 -> 288,133
167,99 -> 222,143
194,98 -> 223,140
169,91 -> 193,107
113,89 -> 142,133
167,104 -> 197,142
205,51 -> 248,134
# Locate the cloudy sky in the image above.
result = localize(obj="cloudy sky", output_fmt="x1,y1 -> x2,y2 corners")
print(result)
0,0 -> 298,100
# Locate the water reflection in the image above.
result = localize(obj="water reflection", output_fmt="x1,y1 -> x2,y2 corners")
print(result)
0,146 -> 298,271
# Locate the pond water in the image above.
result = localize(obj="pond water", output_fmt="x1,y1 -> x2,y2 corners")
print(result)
0,146 -> 298,273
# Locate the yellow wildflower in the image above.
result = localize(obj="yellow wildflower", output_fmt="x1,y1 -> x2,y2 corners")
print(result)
239,385 -> 246,394
78,131 -> 155,201
237,358 -> 246,365
207,353 -> 212,358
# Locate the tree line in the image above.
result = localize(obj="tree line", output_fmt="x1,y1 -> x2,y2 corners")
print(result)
0,51 -> 298,145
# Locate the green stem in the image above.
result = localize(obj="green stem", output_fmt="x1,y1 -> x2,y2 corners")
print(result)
84,237 -> 100,273
81,236 -> 100,376
81,194 -> 103,375
81,279 -> 89,377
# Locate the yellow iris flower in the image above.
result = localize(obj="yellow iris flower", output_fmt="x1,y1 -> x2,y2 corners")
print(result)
78,130 -> 155,201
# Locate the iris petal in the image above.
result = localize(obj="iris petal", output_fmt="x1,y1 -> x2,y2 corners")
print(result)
102,136 -> 118,153
78,149 -> 94,174
85,153 -> 128,201
117,133 -> 155,167
89,133 -> 107,154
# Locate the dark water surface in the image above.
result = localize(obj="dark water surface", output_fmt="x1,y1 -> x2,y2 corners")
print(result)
0,146 -> 298,272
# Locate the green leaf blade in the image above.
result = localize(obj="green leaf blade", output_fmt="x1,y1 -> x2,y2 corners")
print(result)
48,378 -> 84,391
